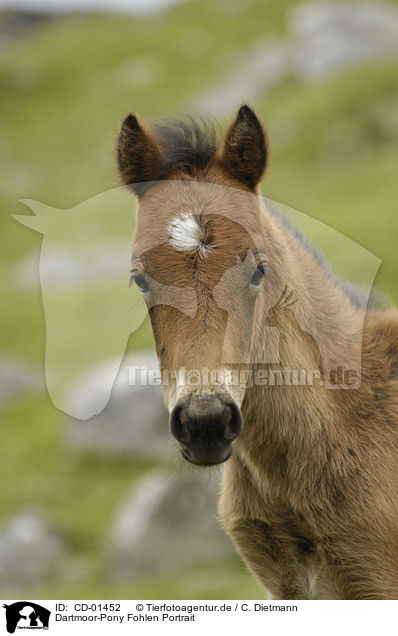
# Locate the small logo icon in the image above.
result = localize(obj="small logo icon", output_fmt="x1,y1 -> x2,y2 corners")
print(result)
2,602 -> 51,633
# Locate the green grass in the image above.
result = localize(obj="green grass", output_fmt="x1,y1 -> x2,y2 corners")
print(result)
259,61 -> 398,303
0,391 -> 263,599
0,393 -> 156,547
0,0 -> 397,599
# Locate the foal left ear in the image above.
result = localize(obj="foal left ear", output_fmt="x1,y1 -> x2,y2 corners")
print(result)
220,105 -> 268,190
117,113 -> 161,195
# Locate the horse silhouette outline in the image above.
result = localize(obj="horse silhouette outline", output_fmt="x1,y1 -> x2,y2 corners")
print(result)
13,189 -> 197,418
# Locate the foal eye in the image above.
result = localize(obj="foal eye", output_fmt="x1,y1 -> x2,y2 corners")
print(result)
130,272 -> 150,294
250,262 -> 267,287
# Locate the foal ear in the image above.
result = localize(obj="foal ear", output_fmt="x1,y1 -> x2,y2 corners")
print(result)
117,113 -> 161,195
220,105 -> 268,189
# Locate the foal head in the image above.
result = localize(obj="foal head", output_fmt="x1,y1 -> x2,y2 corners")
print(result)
117,106 -> 279,466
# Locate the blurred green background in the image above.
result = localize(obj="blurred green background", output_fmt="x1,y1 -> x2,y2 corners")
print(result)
0,0 -> 397,599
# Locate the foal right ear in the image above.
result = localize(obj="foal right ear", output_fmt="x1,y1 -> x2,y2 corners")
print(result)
117,113 -> 161,195
221,105 -> 268,190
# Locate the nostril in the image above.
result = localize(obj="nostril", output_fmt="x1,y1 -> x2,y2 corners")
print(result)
170,405 -> 191,444
171,394 -> 243,452
223,402 -> 243,442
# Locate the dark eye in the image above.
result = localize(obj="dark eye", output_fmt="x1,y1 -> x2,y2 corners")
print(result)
250,262 -> 267,287
130,272 -> 150,294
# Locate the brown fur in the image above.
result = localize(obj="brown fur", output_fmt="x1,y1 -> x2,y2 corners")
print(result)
117,105 -> 398,599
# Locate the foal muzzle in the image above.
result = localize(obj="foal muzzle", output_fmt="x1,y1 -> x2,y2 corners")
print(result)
170,393 -> 243,466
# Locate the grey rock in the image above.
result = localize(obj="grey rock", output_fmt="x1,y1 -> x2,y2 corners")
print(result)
0,513 -> 63,588
108,470 -> 232,578
193,37 -> 290,116
193,1 -> 398,115
0,355 -> 41,406
289,1 -> 398,81
64,351 -> 173,460
0,11 -> 53,50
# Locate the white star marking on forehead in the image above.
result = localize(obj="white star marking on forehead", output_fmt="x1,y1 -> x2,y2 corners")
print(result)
168,212 -> 210,254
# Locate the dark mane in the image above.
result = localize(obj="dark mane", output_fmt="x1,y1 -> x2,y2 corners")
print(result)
151,116 -> 219,177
